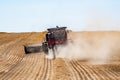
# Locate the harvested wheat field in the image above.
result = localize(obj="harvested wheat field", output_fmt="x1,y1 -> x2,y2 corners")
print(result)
0,31 -> 120,80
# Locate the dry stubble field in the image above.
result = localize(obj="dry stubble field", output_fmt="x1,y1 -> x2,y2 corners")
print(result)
0,31 -> 120,80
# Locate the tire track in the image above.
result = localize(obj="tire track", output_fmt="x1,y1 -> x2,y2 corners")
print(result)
33,53 -> 45,80
21,54 -> 41,80
0,45 -> 26,79
36,57 -> 48,80
97,64 -> 120,80
52,58 -> 72,80
70,60 -> 88,80
43,59 -> 53,80
76,60 -> 104,80
0,33 -> 36,79
8,33 -> 45,80
27,54 -> 43,80
64,59 -> 80,80
79,63 -> 104,80
12,54 -> 35,80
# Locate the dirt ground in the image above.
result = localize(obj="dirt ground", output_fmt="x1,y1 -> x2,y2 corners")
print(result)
0,32 -> 120,80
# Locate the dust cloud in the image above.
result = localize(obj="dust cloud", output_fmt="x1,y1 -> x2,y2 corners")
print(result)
56,32 -> 120,64
46,49 -> 55,59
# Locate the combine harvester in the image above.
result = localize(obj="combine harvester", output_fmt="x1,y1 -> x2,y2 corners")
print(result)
24,26 -> 67,59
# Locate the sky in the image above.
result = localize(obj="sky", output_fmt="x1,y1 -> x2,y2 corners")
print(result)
0,0 -> 120,32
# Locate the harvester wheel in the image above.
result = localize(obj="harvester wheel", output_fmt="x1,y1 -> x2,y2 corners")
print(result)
52,48 -> 56,59
47,48 -> 56,59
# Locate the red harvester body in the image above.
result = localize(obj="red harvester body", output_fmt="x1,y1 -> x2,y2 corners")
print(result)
24,26 -> 67,59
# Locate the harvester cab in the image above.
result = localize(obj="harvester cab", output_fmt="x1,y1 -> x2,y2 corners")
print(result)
24,26 -> 67,59
46,27 -> 67,46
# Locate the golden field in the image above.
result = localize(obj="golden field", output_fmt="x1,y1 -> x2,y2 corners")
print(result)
0,31 -> 120,80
